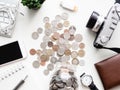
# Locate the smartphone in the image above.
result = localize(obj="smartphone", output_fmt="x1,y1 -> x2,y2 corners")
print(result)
0,41 -> 27,66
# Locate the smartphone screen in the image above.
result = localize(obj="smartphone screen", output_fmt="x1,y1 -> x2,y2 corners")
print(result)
0,41 -> 23,65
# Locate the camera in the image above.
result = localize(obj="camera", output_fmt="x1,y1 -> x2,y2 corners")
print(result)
86,1 -> 120,48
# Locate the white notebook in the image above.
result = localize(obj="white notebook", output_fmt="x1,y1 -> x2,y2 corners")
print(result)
0,62 -> 27,90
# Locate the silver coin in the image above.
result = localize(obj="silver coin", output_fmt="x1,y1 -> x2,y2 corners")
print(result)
71,42 -> 79,50
42,35 -> 50,43
69,26 -> 76,35
44,29 -> 52,36
50,57 -> 57,64
57,47 -> 65,56
55,15 -> 62,21
43,69 -> 49,75
55,81 -> 65,88
47,63 -> 54,71
40,42 -> 47,49
63,32 -> 70,40
51,20 -> 58,27
43,17 -> 50,23
71,51 -> 78,58
37,27 -> 43,34
79,59 -> 85,66
61,12 -> 68,20
75,34 -> 83,42
66,78 -> 73,87
32,32 -> 39,40
32,60 -> 40,68
61,56 -> 70,62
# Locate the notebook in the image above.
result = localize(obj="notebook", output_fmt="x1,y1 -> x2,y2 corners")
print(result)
0,62 -> 27,90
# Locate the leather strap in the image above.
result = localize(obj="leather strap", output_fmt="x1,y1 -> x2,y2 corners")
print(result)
89,82 -> 99,90
95,44 -> 120,53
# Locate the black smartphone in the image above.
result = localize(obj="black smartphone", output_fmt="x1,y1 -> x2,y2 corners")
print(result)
0,41 -> 27,66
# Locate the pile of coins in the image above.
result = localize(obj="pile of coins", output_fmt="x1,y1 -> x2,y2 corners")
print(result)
30,12 -> 86,75
49,66 -> 78,90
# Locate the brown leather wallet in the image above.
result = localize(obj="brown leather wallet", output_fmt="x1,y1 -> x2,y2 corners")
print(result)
95,54 -> 120,90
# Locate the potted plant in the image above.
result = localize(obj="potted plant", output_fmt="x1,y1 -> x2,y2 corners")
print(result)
21,0 -> 45,10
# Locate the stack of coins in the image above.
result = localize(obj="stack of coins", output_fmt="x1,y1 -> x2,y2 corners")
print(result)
30,12 -> 86,75
49,67 -> 78,90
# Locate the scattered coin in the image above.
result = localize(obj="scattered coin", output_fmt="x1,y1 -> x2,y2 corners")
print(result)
40,42 -> 47,49
30,48 -> 36,55
36,49 -> 42,56
43,69 -> 49,76
51,20 -> 58,27
44,29 -> 52,36
46,49 -> 54,56
55,15 -> 62,21
43,35 -> 50,43
50,57 -> 57,64
32,60 -> 40,68
78,50 -> 85,57
64,32 -> 70,40
63,21 -> 70,27
57,47 -> 65,56
48,41 -> 54,47
79,59 -> 85,66
64,29 -> 69,33
47,63 -> 54,71
37,27 -> 43,34
71,51 -> 78,58
52,45 -> 59,51
56,23 -> 63,30
61,12 -> 68,20
65,43 -> 71,49
72,42 -> 79,50
79,43 -> 85,49
72,58 -> 79,65
32,32 -> 39,40
40,61 -> 46,66
75,34 -> 83,42
45,23 -> 51,30
60,34 -> 64,38
40,54 -> 48,62
64,49 -> 71,56
43,17 -> 50,23
52,32 -> 60,40
66,78 -> 73,87
30,13 -> 86,75
68,35 -> 75,41
69,26 -> 76,35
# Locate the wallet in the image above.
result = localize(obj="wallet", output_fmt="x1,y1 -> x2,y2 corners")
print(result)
95,54 -> 120,90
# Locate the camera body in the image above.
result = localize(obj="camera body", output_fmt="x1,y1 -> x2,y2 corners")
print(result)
86,2 -> 120,48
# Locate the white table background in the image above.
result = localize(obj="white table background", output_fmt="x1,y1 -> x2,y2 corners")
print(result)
0,0 -> 120,90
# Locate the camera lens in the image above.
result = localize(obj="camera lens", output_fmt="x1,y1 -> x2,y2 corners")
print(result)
86,11 -> 104,32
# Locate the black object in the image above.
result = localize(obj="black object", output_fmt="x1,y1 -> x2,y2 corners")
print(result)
80,73 -> 99,90
0,41 -> 22,65
116,0 -> 120,3
89,82 -> 99,90
13,75 -> 28,90
86,11 -> 100,30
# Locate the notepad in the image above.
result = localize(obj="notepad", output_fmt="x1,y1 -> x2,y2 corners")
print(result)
0,63 -> 27,90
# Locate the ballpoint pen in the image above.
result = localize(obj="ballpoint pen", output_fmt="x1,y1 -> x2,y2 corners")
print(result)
13,75 -> 28,90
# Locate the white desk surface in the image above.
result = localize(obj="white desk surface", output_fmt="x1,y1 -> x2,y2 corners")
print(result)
0,0 -> 120,90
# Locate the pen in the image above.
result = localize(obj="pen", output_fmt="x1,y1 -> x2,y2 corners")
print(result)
13,75 -> 28,90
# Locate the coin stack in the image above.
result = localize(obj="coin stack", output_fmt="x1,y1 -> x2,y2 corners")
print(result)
30,12 -> 86,75
49,66 -> 78,90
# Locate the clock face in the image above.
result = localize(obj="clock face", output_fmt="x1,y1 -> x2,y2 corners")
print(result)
81,75 -> 93,86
